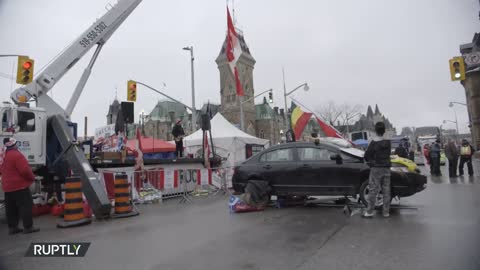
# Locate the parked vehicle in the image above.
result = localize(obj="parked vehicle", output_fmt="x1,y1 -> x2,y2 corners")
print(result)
232,142 -> 427,206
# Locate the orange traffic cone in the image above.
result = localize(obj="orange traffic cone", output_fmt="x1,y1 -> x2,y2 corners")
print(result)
57,176 -> 91,228
112,173 -> 139,218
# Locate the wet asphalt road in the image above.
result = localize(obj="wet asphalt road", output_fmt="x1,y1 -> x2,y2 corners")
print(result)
0,163 -> 480,270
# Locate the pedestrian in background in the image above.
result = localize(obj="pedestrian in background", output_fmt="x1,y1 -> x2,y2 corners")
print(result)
459,139 -> 474,176
408,146 -> 415,161
394,142 -> 408,159
445,139 -> 459,178
362,122 -> 392,218
1,138 -> 39,234
423,144 -> 430,165
430,139 -> 442,176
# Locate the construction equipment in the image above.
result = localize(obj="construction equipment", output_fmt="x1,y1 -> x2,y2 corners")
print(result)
1,0 -> 143,218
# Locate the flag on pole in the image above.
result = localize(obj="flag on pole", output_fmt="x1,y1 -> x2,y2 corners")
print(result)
226,7 -> 244,96
315,116 -> 344,139
291,102 -> 312,140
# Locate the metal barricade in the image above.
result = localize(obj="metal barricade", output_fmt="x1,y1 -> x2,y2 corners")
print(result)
98,166 -> 233,204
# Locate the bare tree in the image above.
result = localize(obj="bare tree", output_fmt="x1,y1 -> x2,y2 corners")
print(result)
316,101 -> 363,127
339,104 -> 363,127
316,101 -> 343,126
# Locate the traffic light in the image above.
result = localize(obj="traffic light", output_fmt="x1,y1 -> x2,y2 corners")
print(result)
268,91 -> 273,103
127,80 -> 137,102
16,56 -> 34,85
449,57 -> 465,81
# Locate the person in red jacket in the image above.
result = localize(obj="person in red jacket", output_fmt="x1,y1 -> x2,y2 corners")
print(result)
1,138 -> 39,234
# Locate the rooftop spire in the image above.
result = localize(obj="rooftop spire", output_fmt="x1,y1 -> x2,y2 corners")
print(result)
366,105 -> 374,119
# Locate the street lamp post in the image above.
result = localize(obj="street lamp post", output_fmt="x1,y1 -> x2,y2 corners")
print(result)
448,102 -> 462,136
139,109 -> 145,135
449,101 -> 467,107
283,83 -> 309,129
240,88 -> 273,131
183,46 -> 196,134
443,119 -> 459,139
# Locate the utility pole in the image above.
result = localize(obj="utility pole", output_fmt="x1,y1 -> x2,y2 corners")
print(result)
183,46 -> 196,134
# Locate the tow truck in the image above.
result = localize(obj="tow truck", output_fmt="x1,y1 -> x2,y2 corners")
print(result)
1,0 -> 142,218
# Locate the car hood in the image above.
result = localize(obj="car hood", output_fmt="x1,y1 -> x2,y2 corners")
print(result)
340,147 -> 365,158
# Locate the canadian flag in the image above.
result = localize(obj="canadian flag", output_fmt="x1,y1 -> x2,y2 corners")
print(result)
226,7 -> 244,96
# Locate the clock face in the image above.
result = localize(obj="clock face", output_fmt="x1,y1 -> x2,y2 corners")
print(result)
466,52 -> 480,65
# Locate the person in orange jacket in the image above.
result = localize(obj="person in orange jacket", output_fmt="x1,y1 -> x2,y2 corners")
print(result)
1,138 -> 39,235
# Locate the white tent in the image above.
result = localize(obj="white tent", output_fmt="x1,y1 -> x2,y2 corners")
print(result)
184,113 -> 269,169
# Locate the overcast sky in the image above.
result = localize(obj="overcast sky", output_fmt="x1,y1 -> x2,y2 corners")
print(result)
0,0 -> 478,135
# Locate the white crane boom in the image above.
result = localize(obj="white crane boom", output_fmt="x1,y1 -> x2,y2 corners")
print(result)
10,0 -> 142,119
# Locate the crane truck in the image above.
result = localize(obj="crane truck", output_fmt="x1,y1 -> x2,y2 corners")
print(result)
1,0 -> 142,218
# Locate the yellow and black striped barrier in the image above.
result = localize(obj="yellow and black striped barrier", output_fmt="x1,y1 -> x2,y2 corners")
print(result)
112,173 -> 139,218
57,176 -> 92,228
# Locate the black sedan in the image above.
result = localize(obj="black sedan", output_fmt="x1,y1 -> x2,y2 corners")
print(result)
232,141 -> 427,206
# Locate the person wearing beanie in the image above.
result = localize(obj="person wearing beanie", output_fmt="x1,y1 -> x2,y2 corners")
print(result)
1,138 -> 39,234
363,122 -> 392,218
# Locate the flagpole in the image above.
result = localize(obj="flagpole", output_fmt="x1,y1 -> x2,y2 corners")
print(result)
283,68 -> 289,130
239,95 -> 245,131
290,96 -> 315,114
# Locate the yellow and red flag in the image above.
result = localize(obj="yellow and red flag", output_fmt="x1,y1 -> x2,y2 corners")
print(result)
291,103 -> 312,139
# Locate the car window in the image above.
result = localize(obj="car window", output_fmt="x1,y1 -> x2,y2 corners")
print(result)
298,147 -> 336,161
17,111 -> 35,132
260,148 -> 293,162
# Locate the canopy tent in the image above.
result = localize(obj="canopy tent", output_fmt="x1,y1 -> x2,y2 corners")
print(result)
184,113 -> 269,168
126,136 -> 176,154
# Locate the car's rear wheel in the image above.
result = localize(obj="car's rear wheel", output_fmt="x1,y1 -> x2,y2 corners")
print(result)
359,181 -> 391,208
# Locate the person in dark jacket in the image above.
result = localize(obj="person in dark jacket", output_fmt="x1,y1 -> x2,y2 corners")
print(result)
363,122 -> 392,218
171,119 -> 185,158
459,139 -> 474,176
408,144 -> 415,161
430,140 -> 442,176
444,139 -> 459,178
394,142 -> 408,159
1,138 -> 39,234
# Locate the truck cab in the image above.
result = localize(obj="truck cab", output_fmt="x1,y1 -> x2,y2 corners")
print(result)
0,102 -> 47,168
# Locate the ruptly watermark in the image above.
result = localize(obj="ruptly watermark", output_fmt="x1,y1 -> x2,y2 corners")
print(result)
25,242 -> 90,257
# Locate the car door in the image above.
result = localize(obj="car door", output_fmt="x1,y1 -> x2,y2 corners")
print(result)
296,146 -> 358,195
258,147 -> 297,194
296,146 -> 338,194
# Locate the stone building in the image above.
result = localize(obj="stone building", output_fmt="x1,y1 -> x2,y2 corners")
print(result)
142,100 -> 193,141
348,104 -> 396,141
106,98 -> 121,125
255,97 -> 286,143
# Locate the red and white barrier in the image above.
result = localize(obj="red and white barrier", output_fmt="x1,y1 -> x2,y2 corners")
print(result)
97,166 -> 220,200
196,169 -> 212,186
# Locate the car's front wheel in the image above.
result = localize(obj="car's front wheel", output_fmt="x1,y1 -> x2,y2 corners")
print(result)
359,181 -> 392,208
